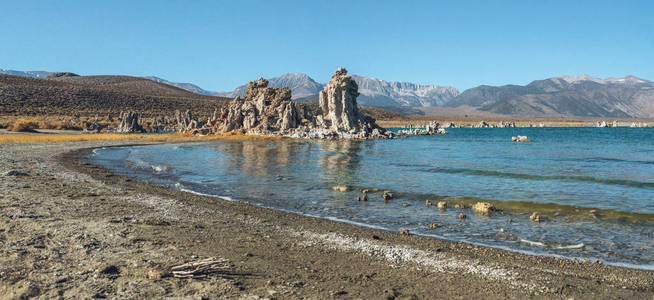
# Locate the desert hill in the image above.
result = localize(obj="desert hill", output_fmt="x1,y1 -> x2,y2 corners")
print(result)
0,74 -> 401,121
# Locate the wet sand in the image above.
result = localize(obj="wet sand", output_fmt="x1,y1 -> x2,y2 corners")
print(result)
0,140 -> 652,299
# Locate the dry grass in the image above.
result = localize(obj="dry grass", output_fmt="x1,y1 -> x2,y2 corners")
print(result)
0,131 -> 270,144
9,119 -> 39,132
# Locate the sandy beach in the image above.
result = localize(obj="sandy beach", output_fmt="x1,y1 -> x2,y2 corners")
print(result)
1,140 -> 652,299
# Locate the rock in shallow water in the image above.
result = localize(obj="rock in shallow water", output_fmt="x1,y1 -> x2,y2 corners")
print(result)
472,202 -> 495,215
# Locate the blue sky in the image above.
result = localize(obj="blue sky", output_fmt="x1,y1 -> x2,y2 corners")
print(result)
1,0 -> 652,91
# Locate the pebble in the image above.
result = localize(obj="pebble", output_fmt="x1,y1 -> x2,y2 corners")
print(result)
3,170 -> 29,176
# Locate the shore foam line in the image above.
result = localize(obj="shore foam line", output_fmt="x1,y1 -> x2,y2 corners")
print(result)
177,186 -> 234,202
173,185 -> 654,272
290,230 -> 536,290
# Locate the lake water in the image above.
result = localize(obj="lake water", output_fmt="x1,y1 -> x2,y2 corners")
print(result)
88,127 -> 654,270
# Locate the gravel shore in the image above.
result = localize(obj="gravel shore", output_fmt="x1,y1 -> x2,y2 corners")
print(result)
1,140 -> 652,299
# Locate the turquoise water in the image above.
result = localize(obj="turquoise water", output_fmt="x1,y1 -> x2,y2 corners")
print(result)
88,127 -> 654,270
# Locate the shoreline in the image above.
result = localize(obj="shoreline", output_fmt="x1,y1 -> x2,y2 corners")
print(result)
1,140 -> 652,298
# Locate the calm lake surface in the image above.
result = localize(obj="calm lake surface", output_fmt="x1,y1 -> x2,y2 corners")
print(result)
88,127 -> 654,270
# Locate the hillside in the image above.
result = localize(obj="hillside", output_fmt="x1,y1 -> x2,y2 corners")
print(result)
0,74 -> 231,117
446,75 -> 654,118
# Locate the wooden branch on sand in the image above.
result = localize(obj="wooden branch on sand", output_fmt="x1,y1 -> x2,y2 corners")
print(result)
171,257 -> 231,278
149,257 -> 231,279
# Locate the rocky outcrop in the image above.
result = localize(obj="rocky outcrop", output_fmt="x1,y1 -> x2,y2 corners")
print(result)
398,121 -> 447,135
319,67 -> 362,132
117,111 -> 144,133
314,68 -> 390,139
174,110 -> 201,133
217,78 -> 302,135
214,68 -> 392,139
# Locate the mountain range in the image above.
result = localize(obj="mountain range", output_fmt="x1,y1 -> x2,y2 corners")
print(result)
2,68 -> 653,118
0,69 -> 53,79
447,75 -> 654,118
215,73 -> 460,107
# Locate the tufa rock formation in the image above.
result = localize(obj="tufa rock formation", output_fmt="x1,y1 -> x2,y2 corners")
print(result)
215,68 -> 392,139
117,111 -> 144,133
217,77 -> 301,134
316,68 -> 388,138
319,67 -> 361,132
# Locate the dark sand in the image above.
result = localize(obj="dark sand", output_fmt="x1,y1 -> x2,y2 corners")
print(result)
0,140 -> 652,299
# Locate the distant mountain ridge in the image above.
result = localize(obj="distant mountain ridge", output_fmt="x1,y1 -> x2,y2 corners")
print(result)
446,75 -> 654,118
352,75 -> 459,107
0,69 -> 52,79
4,68 -> 653,117
217,73 -> 460,107
144,76 -> 222,97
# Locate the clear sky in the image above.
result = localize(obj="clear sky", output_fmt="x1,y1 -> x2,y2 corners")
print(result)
1,0 -> 652,91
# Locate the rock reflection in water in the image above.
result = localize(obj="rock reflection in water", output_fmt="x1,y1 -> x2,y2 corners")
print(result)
315,139 -> 363,187
214,139 -> 313,178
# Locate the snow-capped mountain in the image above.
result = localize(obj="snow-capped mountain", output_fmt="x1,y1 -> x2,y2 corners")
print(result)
352,75 -> 460,107
0,69 -> 52,78
217,73 -> 460,107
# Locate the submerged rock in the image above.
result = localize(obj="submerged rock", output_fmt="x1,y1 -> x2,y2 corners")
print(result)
472,202 -> 495,215
331,185 -> 349,192
512,135 -> 531,142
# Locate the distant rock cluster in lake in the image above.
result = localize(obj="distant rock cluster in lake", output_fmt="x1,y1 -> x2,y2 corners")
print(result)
171,68 -> 393,139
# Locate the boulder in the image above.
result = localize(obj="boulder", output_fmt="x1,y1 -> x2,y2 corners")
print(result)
437,201 -> 447,210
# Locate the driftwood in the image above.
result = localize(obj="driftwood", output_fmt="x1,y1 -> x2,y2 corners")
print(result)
149,257 -> 231,279
170,257 -> 231,278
